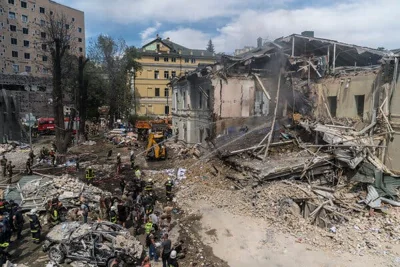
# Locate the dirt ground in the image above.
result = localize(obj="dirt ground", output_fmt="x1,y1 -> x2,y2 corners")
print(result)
4,135 -> 400,267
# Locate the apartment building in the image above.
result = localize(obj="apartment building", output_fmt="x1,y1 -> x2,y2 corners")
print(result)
136,36 -> 215,116
0,0 -> 85,76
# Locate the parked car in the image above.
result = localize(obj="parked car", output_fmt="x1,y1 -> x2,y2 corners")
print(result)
43,221 -> 143,266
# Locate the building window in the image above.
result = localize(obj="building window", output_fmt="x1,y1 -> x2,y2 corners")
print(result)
39,7 -> 45,13
40,19 -> 46,26
50,11 -> 53,15
23,28 -> 28,34
154,57 -> 159,62
171,58 -> 176,62
10,25 -> 16,31
42,44 -> 47,50
171,71 -> 176,77
164,71 -> 169,79
41,32 -> 46,38
78,27 -> 82,33
155,88 -> 160,97
174,92 -> 178,110
154,70 -> 159,79
8,12 -> 16,19
65,24 -> 69,29
327,96 -> 337,117
184,58 -> 189,63
78,38 -> 82,42
24,53 -> 30,59
12,65 -> 19,72
43,68 -> 48,74
11,38 -> 17,45
164,57 -> 169,62
165,105 -> 170,115
191,58 -> 196,64
355,95 -> 365,118
25,66 -> 31,73
79,47 -> 83,52
156,44 -> 160,51
206,89 -> 210,108
183,92 -> 186,108
12,51 -> 18,57
21,1 -> 27,8
24,40 -> 29,47
8,0 -> 14,4
72,17 -> 75,22
42,55 -> 48,62
22,15 -> 28,23
164,88 -> 169,97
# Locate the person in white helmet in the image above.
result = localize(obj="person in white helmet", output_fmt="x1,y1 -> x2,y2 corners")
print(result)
130,150 -> 135,169
85,166 -> 94,184
168,250 -> 178,267
27,208 -> 41,243
109,206 -> 117,224
116,153 -> 122,174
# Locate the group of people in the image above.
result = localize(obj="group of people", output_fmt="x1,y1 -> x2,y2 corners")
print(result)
0,199 -> 41,265
83,154 -> 179,267
1,155 -> 15,184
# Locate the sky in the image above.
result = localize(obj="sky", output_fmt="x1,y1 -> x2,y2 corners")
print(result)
57,0 -> 400,53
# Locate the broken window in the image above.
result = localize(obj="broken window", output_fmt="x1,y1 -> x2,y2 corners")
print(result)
327,96 -> 337,117
354,95 -> 365,118
22,15 -> 28,22
155,88 -> 160,97
191,58 -> 196,64
39,7 -> 45,13
154,70 -> 159,79
10,25 -> 16,31
184,58 -> 189,63
12,64 -> 19,72
9,12 -> 16,19
25,66 -> 31,72
164,71 -> 169,79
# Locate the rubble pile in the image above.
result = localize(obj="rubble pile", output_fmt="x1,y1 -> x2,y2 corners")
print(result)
19,174 -> 107,211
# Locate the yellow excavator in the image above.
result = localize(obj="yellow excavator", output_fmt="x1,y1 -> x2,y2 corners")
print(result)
146,132 -> 167,160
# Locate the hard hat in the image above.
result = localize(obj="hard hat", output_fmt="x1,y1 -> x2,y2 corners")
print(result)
30,208 -> 37,215
117,153 -> 121,156
167,177 -> 171,181
148,179 -> 152,182
170,250 -> 177,259
111,206 -> 117,211
130,151 -> 134,155
88,166 -> 92,169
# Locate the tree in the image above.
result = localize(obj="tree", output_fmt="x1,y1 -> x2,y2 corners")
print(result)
88,35 -> 142,128
42,12 -> 78,154
377,47 -> 385,51
206,39 -> 215,53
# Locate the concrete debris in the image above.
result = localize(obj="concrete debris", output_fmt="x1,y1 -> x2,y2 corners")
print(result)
17,174 -> 107,211
81,140 -> 96,146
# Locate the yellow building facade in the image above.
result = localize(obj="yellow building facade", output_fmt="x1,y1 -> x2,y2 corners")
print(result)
135,37 -> 215,116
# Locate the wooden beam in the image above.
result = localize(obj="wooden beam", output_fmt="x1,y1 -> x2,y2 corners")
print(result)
253,74 -> 271,100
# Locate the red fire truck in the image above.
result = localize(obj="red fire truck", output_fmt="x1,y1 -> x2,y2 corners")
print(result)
37,117 -> 79,135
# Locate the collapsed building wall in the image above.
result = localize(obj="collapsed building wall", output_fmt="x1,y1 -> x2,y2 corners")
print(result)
314,72 -> 378,121
0,89 -> 23,143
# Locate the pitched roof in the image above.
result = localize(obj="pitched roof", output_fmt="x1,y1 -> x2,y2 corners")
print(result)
141,38 -> 215,58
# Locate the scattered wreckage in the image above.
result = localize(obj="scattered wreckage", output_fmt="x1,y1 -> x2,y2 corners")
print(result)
43,221 -> 143,266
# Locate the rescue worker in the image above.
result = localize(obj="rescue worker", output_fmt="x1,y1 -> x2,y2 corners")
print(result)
85,166 -> 94,184
165,177 -> 173,201
29,149 -> 35,164
120,179 -> 126,194
80,199 -> 89,223
130,151 -> 135,169
39,146 -> 47,162
27,208 -> 41,244
6,161 -> 15,184
12,206 -> 24,240
109,206 -> 117,224
135,167 -> 142,180
26,157 -> 33,175
107,149 -> 113,160
116,153 -> 121,174
51,142 -> 57,152
117,198 -> 127,227
145,178 -> 154,194
0,223 -> 10,266
49,148 -> 56,166
50,200 -> 60,227
168,250 -> 179,267
0,156 -> 7,177
144,217 -> 153,235
0,200 -> 5,215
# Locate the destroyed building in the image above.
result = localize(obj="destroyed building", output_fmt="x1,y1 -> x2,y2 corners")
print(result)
0,88 -> 23,142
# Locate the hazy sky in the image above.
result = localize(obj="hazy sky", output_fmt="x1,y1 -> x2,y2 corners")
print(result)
58,0 -> 400,53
